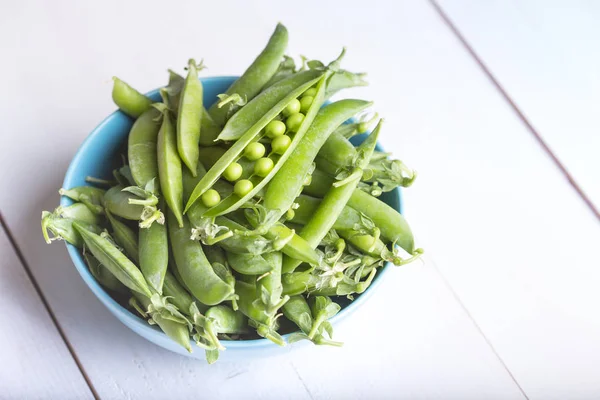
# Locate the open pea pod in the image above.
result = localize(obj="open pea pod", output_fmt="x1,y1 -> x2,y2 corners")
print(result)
200,72 -> 330,218
184,70 -> 324,212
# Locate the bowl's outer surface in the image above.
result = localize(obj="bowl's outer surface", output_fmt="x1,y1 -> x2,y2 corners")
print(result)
62,76 -> 403,360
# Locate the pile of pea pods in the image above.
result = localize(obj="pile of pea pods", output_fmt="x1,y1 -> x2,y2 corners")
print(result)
41,23 -> 422,363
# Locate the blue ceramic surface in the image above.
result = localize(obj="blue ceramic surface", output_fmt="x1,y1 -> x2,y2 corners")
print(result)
61,76 -> 403,360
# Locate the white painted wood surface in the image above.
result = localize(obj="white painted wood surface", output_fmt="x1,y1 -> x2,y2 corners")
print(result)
1,0 -> 599,398
0,224 -> 94,399
435,0 -> 600,212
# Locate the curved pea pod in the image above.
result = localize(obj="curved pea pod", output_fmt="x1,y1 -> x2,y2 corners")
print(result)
303,169 -> 415,253
325,69 -> 368,98
262,55 -> 297,89
128,108 -> 161,189
41,204 -> 102,247
156,107 -> 184,227
197,72 -> 331,218
202,245 -> 228,266
59,186 -> 105,214
283,121 -> 382,273
112,77 -> 153,118
131,292 -> 192,353
177,59 -> 203,175
264,99 -> 373,226
168,211 -> 235,306
73,222 -> 152,297
282,295 -> 313,334
104,185 -> 145,220
106,210 -> 139,263
139,213 -> 168,294
83,251 -> 128,294
184,70 -> 324,213
215,217 -> 281,255
208,23 -> 289,126
236,281 -> 287,346
226,252 -> 272,275
206,305 -> 248,335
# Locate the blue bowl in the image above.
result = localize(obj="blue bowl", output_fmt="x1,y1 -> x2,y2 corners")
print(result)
61,76 -> 403,360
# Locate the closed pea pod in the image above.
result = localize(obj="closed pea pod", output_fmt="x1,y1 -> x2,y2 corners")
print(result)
104,185 -> 145,220
303,168 -> 415,253
112,77 -> 153,118
139,207 -> 169,294
236,281 -> 286,346
208,23 -> 289,126
59,186 -> 105,214
128,107 -> 161,189
283,121 -> 381,273
156,105 -> 184,227
205,305 -> 247,335
41,204 -> 102,247
226,252 -> 272,275
168,210 -> 234,306
106,209 -> 139,263
73,222 -> 153,297
257,251 -> 284,313
177,59 -> 203,175
131,292 -> 192,353
283,295 -> 343,347
83,251 -> 128,294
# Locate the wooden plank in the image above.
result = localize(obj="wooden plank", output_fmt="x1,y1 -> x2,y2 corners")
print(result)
0,0 -> 530,398
0,223 -> 94,399
434,0 -> 600,214
390,2 -> 600,398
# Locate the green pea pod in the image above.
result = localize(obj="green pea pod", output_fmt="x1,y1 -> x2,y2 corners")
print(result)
236,281 -> 286,346
244,210 -> 320,266
206,305 -> 248,334
282,271 -> 312,296
164,70 -> 220,147
208,23 -> 289,126
73,222 -> 152,297
325,69 -> 368,98
104,185 -> 145,220
316,131 -> 356,173
168,211 -> 234,306
106,210 -> 139,263
282,121 -> 381,273
59,186 -> 105,214
200,72 -> 330,218
41,203 -> 102,246
83,251 -> 128,293
162,271 -> 195,312
131,292 -> 192,353
215,217 -> 278,255
156,107 -> 184,227
257,251 -> 284,312
282,295 -> 313,334
264,99 -> 372,227
128,108 -> 161,189
261,55 -> 297,89
303,168 -> 415,253
202,245 -> 228,266
112,77 -> 153,118
56,203 -> 102,225
184,71 -> 323,212
226,252 -> 272,275
139,212 -> 168,293
177,59 -> 203,175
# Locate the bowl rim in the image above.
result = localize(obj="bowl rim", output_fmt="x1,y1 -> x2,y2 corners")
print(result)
61,75 -> 402,350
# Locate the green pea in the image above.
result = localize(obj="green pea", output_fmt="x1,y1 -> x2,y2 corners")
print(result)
303,88 -> 317,98
234,180 -> 254,197
254,157 -> 274,177
282,98 -> 301,117
244,142 -> 266,161
223,162 -> 243,182
286,112 -> 304,132
271,135 -> 291,154
202,189 -> 221,207
265,120 -> 286,138
299,96 -> 314,113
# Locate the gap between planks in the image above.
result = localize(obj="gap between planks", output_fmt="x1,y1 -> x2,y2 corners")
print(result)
429,0 -> 600,222
0,213 -> 100,400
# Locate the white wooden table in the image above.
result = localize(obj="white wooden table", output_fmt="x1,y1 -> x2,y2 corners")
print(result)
2,1 -> 599,398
